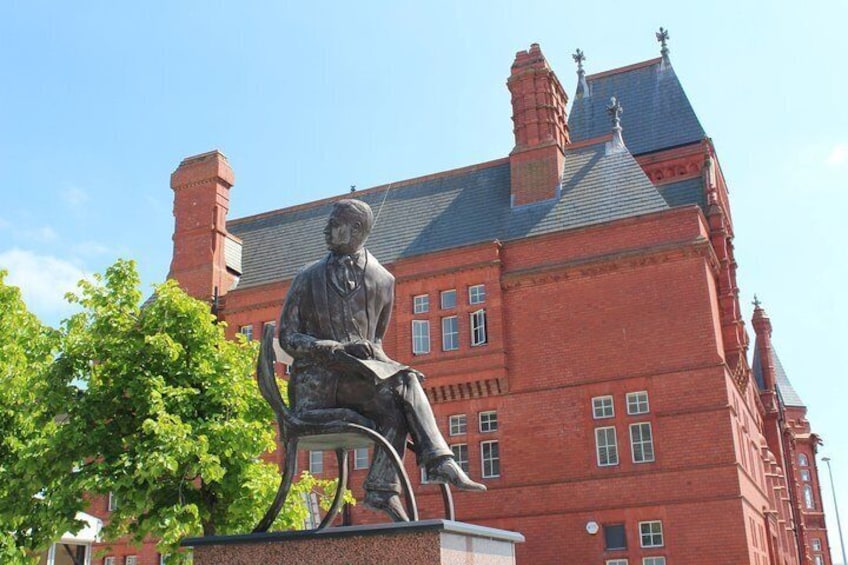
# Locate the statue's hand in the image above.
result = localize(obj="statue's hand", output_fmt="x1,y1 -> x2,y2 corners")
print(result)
344,340 -> 374,360
312,339 -> 344,358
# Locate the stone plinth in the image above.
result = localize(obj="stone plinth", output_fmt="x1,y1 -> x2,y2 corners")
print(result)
182,520 -> 524,565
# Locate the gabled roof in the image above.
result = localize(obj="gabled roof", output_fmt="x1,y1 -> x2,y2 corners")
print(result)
227,139 -> 668,288
568,59 -> 706,156
657,177 -> 705,210
752,346 -> 805,407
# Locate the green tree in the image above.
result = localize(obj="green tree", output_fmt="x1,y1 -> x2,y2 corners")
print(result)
1,260 -> 347,563
0,271 -> 82,564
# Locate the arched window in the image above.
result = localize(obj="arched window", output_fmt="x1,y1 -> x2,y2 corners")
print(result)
798,453 -> 809,467
803,485 -> 815,510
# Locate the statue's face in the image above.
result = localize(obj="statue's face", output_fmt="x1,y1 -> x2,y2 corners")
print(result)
324,209 -> 363,254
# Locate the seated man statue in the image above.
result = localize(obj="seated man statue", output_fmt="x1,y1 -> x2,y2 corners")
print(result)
278,198 -> 486,521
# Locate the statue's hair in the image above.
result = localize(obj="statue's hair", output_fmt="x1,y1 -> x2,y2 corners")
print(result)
333,199 -> 374,235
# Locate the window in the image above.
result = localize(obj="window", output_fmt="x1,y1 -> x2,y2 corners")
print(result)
626,391 -> 650,415
479,411 -> 498,433
239,324 -> 254,341
412,320 -> 430,354
799,453 -> 809,466
604,524 -> 627,550
309,450 -> 323,474
595,427 -> 619,466
451,444 -> 469,472
470,309 -> 487,346
107,491 -> 118,512
125,557 -> 138,565
814,556 -> 824,565
413,294 -> 429,313
440,289 -> 457,309
606,560 -> 629,565
803,485 -> 815,509
449,414 -> 467,436
468,284 -> 486,304
812,538 -> 822,551
354,447 -> 369,470
643,558 -> 666,565
104,558 -> 116,565
481,440 -> 500,478
420,467 -> 431,484
800,469 -> 811,482
639,521 -> 664,548
442,316 -> 459,351
592,396 -> 614,419
630,423 -> 655,463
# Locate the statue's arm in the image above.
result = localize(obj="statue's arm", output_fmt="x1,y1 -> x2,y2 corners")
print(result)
370,278 -> 394,362
278,271 -> 341,360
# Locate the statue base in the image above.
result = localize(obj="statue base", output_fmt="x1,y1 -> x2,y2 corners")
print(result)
182,519 -> 524,565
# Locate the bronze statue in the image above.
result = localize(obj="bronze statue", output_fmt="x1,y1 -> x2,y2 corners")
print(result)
277,198 -> 485,522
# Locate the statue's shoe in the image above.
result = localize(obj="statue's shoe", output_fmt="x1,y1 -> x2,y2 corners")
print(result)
426,458 -> 487,492
363,491 -> 410,522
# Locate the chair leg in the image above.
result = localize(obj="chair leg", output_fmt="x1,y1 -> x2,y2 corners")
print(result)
253,440 -> 299,533
316,449 -> 349,530
439,484 -> 455,521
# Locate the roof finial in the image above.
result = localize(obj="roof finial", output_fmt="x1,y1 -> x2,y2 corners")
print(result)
656,27 -> 670,65
573,48 -> 590,98
752,294 -> 762,309
350,185 -> 356,193
606,96 -> 625,152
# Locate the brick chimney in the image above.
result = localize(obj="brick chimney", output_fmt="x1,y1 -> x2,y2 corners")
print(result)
168,150 -> 237,302
507,43 -> 570,206
752,301 -> 776,392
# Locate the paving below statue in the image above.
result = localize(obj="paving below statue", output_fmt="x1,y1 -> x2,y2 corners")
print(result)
277,198 -> 485,522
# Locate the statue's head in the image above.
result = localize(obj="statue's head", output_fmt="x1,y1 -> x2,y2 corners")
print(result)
324,199 -> 374,254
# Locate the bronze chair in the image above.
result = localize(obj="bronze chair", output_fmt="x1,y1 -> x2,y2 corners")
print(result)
252,324 -> 454,533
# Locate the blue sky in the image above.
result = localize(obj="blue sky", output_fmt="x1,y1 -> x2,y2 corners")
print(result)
2,1 -> 846,557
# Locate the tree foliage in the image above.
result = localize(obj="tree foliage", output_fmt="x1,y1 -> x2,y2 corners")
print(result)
0,260 -> 348,563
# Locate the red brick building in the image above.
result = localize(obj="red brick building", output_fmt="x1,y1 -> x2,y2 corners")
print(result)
86,40 -> 833,565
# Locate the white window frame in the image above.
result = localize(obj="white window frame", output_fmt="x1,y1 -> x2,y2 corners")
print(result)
479,410 -> 498,433
309,450 -> 323,474
630,422 -> 655,463
812,538 -> 822,551
606,560 -> 629,565
442,316 -> 459,351
639,520 -> 664,548
481,440 -> 500,478
470,309 -> 487,346
800,469 -> 811,482
799,453 -> 809,466
125,557 -> 138,565
804,485 -> 815,509
104,558 -> 116,565
592,395 -> 614,419
642,558 -> 666,565
412,320 -> 430,354
449,414 -> 467,436
468,284 -> 486,305
451,443 -> 469,472
107,491 -> 118,512
420,467 -> 431,484
814,556 -> 824,565
595,426 -> 619,467
440,289 -> 457,309
353,447 -> 369,470
626,391 -> 650,415
239,324 -> 254,341
413,294 -> 429,314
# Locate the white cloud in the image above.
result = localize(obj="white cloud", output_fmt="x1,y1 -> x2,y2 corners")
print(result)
826,143 -> 848,166
62,186 -> 90,207
0,249 -> 89,323
73,241 -> 111,256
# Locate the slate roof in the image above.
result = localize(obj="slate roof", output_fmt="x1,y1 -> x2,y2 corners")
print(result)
657,177 -> 705,210
752,345 -> 805,407
568,59 -> 706,156
227,139 -> 669,288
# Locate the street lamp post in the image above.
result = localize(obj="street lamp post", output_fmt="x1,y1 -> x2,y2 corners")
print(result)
822,457 -> 847,565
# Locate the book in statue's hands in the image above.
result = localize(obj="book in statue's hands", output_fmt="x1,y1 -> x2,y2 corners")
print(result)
331,350 -> 408,381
